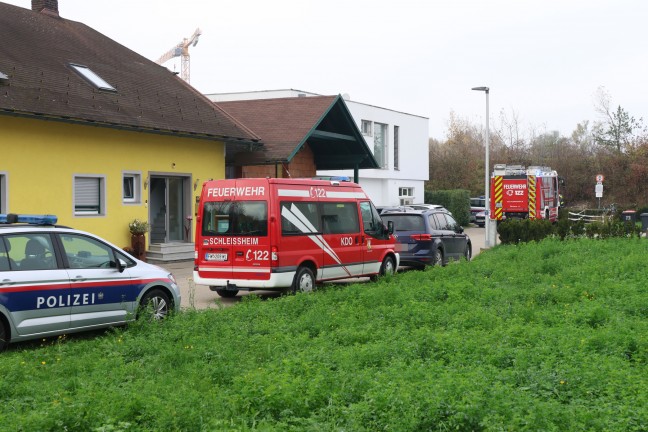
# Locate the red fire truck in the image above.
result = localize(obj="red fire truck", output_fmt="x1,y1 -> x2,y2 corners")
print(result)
490,164 -> 562,222
193,178 -> 399,297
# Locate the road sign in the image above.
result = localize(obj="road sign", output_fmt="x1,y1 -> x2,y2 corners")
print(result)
595,183 -> 603,198
596,174 -> 605,182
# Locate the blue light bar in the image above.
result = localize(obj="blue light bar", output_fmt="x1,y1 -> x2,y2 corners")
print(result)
0,214 -> 58,225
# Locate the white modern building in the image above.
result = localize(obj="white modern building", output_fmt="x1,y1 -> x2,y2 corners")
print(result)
205,89 -> 429,207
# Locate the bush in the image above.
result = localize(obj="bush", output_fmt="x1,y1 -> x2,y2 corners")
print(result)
425,189 -> 471,226
498,218 -> 553,244
498,217 -> 642,244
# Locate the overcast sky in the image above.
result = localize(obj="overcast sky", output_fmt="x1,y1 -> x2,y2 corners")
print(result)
5,0 -> 647,139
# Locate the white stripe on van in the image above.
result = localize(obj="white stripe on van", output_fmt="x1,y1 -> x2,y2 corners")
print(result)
325,191 -> 367,199
277,189 -> 310,197
281,204 -> 352,277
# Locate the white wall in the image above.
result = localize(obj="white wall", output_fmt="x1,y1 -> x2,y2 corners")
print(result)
319,99 -> 429,206
205,89 -> 430,207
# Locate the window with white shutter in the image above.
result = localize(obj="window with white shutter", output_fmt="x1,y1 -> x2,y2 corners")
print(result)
74,176 -> 105,215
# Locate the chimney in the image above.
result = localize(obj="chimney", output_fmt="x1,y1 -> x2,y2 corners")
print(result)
32,0 -> 59,17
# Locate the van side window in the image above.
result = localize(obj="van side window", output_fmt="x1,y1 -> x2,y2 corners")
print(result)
321,202 -> 359,234
281,201 -> 320,235
202,201 -> 268,236
360,201 -> 387,238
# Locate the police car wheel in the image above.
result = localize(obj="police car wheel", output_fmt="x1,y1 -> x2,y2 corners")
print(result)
215,288 -> 238,298
293,266 -> 315,293
139,289 -> 171,320
0,319 -> 7,351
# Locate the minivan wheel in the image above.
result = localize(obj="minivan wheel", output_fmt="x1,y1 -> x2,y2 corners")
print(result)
464,244 -> 472,261
215,288 -> 239,298
293,266 -> 315,293
139,289 -> 171,320
432,248 -> 444,266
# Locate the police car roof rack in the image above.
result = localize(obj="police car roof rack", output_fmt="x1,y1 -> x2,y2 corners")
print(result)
0,214 -> 58,225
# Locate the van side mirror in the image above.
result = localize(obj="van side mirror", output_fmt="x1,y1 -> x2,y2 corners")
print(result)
387,220 -> 394,235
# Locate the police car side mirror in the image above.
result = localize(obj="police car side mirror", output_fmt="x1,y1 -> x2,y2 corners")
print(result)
115,258 -> 126,273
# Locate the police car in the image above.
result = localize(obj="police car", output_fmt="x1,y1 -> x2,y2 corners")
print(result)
0,214 -> 181,351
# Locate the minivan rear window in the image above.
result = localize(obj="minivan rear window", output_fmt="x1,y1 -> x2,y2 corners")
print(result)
202,201 -> 268,236
381,214 -> 425,231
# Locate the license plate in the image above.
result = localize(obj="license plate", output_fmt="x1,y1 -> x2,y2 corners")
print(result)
206,253 -> 228,261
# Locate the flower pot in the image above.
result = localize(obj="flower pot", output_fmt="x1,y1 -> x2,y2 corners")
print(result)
130,234 -> 147,261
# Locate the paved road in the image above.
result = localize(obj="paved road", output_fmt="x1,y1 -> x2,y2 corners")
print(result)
161,226 -> 489,310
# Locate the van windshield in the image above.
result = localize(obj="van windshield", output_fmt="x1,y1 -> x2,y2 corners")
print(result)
202,201 -> 268,236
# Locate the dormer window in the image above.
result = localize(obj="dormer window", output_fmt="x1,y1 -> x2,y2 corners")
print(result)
70,63 -> 116,92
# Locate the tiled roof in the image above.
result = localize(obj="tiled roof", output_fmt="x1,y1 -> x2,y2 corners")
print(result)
216,96 -> 338,162
0,3 -> 259,143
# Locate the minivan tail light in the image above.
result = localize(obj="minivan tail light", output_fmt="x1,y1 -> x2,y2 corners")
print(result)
410,234 -> 432,241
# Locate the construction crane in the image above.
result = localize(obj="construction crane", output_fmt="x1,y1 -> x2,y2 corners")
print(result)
155,28 -> 202,83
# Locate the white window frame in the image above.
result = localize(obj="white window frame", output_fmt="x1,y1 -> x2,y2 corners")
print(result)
361,120 -> 373,137
70,63 -> 117,92
0,172 -> 7,214
399,187 -> 414,206
73,175 -> 106,217
374,122 -> 388,169
122,171 -> 142,204
393,125 -> 400,171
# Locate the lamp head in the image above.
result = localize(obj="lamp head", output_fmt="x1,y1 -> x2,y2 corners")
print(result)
472,86 -> 489,92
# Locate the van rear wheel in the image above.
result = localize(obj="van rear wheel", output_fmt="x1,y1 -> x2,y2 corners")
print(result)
215,288 -> 238,298
293,266 -> 315,293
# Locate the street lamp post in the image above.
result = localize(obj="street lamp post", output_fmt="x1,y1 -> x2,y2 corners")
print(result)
471,86 -> 494,248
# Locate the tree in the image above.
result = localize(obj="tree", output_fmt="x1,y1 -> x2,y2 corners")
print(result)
592,87 -> 643,153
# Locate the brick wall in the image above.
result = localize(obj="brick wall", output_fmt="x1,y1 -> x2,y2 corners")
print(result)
242,165 -> 276,178
241,143 -> 317,178
286,144 -> 316,178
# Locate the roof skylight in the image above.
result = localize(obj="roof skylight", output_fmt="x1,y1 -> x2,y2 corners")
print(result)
70,64 -> 116,92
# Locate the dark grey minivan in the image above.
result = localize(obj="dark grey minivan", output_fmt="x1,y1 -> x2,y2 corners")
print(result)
381,208 -> 471,268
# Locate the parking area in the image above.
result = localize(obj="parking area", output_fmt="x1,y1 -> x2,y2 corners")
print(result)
164,226 -> 488,310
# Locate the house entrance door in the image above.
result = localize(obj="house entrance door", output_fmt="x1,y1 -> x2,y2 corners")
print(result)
149,176 -> 189,244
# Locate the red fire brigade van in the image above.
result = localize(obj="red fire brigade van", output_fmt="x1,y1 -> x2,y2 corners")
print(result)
193,178 -> 399,297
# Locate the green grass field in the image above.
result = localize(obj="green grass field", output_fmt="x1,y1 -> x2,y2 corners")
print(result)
1,237 -> 646,431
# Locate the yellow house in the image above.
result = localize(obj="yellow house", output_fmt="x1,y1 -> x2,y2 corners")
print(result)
0,1 -> 260,261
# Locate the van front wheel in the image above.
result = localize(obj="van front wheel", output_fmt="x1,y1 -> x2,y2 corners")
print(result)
293,266 -> 315,293
371,255 -> 396,281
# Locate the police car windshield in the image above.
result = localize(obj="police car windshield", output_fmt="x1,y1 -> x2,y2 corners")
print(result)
202,201 -> 268,236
